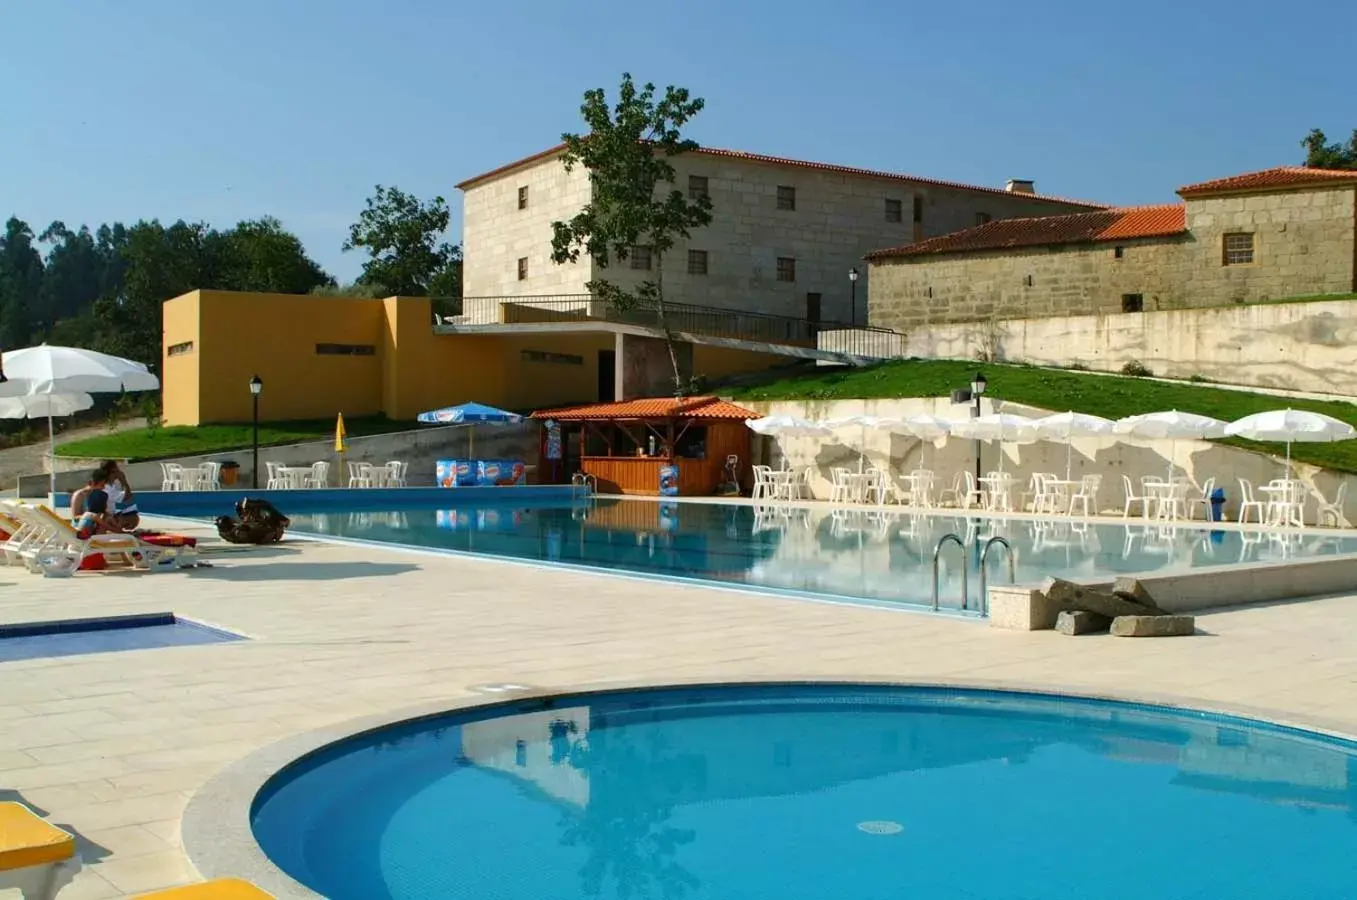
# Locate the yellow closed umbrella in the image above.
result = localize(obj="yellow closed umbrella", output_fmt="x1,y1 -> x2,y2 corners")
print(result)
334,412 -> 348,452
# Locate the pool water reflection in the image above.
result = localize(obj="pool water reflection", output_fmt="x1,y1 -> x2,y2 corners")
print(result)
284,499 -> 1357,611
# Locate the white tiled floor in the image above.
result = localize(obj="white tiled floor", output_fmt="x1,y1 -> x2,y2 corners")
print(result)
3,523 -> 1357,897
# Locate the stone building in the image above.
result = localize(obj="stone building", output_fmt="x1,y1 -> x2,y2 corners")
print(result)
865,166 -> 1357,331
456,145 -> 1100,324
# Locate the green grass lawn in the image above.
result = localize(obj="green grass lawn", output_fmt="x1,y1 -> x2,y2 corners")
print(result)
728,359 -> 1357,473
56,415 -> 413,461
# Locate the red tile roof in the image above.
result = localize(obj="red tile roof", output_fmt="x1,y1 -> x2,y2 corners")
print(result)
531,396 -> 758,421
455,143 -> 1106,208
865,204 -> 1187,260
1178,166 -> 1357,197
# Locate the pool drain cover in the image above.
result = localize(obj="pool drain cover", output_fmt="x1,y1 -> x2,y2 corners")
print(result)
857,820 -> 904,835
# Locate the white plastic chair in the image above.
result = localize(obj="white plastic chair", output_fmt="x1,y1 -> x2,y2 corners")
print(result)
305,461 -> 330,488
1068,474 -> 1101,517
1186,477 -> 1215,521
829,468 -> 853,504
1121,474 -> 1150,519
198,461 -> 221,491
1237,478 -> 1265,525
347,461 -> 370,488
751,465 -> 773,500
1316,481 -> 1348,528
265,461 -> 284,490
160,462 -> 184,492
386,460 -> 409,488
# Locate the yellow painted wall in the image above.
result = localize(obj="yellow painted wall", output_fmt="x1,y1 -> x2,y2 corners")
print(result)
162,291 -> 791,424
161,292 -> 201,425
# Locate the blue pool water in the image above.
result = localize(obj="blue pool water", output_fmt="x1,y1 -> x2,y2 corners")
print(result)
283,500 -> 1357,610
252,684 -> 1357,899
0,613 -> 243,662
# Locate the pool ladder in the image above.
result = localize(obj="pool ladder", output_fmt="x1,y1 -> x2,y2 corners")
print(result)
571,472 -> 597,495
931,534 -> 1016,615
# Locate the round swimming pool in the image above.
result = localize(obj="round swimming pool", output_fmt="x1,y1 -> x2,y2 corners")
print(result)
251,685 -> 1357,899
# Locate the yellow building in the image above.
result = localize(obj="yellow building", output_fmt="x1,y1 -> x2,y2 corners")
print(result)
161,289 -> 849,425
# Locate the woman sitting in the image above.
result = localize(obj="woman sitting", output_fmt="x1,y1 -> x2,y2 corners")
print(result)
72,486 -> 115,539
97,459 -> 140,531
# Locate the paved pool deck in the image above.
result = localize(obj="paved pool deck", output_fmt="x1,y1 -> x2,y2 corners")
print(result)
2,520 -> 1357,897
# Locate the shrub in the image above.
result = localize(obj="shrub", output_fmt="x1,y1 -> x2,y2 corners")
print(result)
1121,360 -> 1153,377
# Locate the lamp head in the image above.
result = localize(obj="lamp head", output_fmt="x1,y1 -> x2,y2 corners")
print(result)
249,375 -> 263,396
971,372 -> 987,396
848,267 -> 859,283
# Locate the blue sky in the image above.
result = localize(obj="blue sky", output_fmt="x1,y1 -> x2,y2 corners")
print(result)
4,0 -> 1353,282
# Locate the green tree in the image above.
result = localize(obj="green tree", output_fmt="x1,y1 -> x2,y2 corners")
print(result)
219,216 -> 334,294
1301,128 -> 1357,169
37,221 -> 119,336
550,73 -> 713,395
0,217 -> 43,349
343,186 -> 462,303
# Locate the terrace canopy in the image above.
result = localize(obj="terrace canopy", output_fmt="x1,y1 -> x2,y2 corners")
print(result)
531,396 -> 757,496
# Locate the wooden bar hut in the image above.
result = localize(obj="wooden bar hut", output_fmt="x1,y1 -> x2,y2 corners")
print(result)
531,396 -> 757,496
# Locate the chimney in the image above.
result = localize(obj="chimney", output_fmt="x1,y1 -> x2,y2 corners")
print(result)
1006,179 -> 1035,195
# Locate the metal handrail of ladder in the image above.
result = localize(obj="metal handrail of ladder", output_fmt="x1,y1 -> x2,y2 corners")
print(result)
931,533 -> 967,612
978,535 -> 1015,617
571,472 -> 597,495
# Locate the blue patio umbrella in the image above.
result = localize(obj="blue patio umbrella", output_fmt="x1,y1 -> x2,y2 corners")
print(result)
417,401 -> 524,455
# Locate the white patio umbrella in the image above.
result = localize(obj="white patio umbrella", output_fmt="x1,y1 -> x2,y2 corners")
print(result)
0,345 -> 159,499
887,413 -> 954,469
1223,408 -> 1356,477
821,414 -> 897,472
747,415 -> 831,470
1034,411 -> 1116,481
950,413 -> 1040,474
1114,410 -> 1227,484
0,392 -> 97,498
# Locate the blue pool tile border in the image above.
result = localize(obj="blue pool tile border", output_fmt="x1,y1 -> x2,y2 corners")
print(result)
60,484 -> 585,517
0,611 -> 177,639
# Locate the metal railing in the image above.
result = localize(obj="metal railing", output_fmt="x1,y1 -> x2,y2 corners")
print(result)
978,536 -> 1015,616
439,294 -> 905,360
931,533 -> 968,612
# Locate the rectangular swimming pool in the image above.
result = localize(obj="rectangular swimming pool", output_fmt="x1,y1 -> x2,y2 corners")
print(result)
0,613 -> 245,663
279,500 -> 1357,612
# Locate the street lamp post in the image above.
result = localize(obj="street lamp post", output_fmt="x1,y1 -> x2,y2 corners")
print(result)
970,371 -> 987,489
249,375 -> 263,489
848,267 -> 859,325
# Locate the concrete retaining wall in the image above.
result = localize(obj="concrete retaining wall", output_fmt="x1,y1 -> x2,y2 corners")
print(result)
740,396 -> 1357,526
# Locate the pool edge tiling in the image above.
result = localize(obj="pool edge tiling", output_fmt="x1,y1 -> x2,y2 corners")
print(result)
181,679 -> 1357,900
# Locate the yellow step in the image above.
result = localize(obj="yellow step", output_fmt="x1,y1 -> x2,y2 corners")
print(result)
136,878 -> 275,898
0,801 -> 75,872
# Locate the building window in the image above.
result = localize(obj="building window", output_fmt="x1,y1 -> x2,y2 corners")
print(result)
316,343 -> 376,356
167,341 -> 194,357
1114,246 -> 1125,259
885,199 -> 903,223
776,185 -> 796,211
1121,293 -> 1145,313
521,349 -> 584,366
1223,232 -> 1255,266
630,246 -> 652,270
687,249 -> 708,275
517,186 -> 528,210
517,257 -> 528,280
975,212 -> 992,226
776,257 -> 796,282
688,175 -> 708,200
913,196 -> 924,224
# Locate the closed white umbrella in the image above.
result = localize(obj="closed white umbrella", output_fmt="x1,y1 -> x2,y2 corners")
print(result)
1224,408 -> 1356,477
951,413 -> 1039,474
0,345 -> 159,499
1034,411 -> 1116,481
1114,410 -> 1227,484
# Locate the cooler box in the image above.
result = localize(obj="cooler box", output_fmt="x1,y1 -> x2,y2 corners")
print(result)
436,459 -> 477,488
477,459 -> 526,486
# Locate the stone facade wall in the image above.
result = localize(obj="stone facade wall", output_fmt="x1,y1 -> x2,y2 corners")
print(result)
1179,188 -> 1357,304
460,151 -> 1091,322
868,186 -> 1357,331
905,298 -> 1357,398
461,158 -> 592,297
